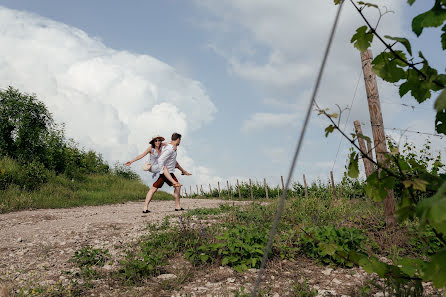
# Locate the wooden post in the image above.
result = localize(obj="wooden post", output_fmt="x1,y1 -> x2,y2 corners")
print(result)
354,120 -> 374,177
237,179 -> 241,200
200,185 -> 204,195
281,176 -> 285,191
209,184 -> 212,195
367,139 -> 373,163
303,174 -> 308,199
217,181 -> 221,198
361,49 -> 396,226
249,178 -> 254,202
226,180 -> 230,199
264,178 -> 269,199
190,185 -> 192,198
196,185 -> 199,196
330,171 -> 337,199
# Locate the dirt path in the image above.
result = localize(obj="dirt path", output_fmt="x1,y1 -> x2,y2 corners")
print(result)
0,199 -> 244,293
2,200 -> 441,297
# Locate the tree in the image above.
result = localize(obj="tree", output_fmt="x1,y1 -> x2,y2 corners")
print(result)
0,86 -> 54,163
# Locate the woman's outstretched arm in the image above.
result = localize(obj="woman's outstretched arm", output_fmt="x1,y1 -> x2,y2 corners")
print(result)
125,146 -> 152,166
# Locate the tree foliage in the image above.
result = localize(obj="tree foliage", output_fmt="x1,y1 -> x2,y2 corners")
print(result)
0,87 -> 111,190
0,87 -> 53,163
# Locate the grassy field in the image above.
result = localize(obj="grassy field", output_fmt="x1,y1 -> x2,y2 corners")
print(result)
0,172 -> 173,213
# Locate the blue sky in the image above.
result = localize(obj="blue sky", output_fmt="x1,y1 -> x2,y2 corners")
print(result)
0,0 -> 444,192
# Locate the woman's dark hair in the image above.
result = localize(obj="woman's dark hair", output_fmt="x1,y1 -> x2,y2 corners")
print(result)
171,133 -> 182,141
149,137 -> 163,147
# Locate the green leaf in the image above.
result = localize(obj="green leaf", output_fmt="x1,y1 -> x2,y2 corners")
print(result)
356,133 -> 371,143
372,51 -> 407,83
357,1 -> 378,9
416,180 -> 446,233
359,256 -> 388,277
407,0 -> 416,5
365,172 -> 388,202
199,254 -> 209,262
434,88 -> 446,111
423,248 -> 446,288
333,0 -> 343,4
319,242 -> 338,256
325,125 -> 335,137
351,26 -> 373,52
414,179 -> 429,192
412,1 -> 446,36
399,58 -> 442,103
348,152 -> 359,178
384,35 -> 413,55
435,109 -> 446,134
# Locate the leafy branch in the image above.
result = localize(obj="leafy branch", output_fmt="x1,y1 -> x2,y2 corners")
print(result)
350,0 -> 445,90
317,104 -> 398,180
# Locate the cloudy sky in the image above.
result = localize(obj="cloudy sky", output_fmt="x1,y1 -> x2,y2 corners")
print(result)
0,0 -> 444,193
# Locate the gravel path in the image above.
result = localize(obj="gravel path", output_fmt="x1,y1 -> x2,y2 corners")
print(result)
0,199 -> 243,291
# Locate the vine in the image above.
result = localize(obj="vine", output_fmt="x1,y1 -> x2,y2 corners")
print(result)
322,0 -> 446,290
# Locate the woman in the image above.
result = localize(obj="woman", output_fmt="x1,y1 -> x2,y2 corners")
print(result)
125,135 -> 165,178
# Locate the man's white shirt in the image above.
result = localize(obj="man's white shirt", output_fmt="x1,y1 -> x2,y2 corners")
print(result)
157,144 -> 177,174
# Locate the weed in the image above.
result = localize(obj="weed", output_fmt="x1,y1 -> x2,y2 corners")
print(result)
71,246 -> 110,280
183,204 -> 235,218
185,224 -> 268,272
299,226 -> 374,267
290,280 -> 318,297
233,287 -> 251,297
72,246 -> 109,268
119,218 -> 210,284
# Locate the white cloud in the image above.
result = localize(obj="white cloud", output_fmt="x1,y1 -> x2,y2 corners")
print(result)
260,146 -> 287,164
242,112 -> 298,132
197,0 -> 404,126
0,6 -> 218,187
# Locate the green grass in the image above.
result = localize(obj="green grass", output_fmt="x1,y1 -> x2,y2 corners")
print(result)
0,173 -> 173,213
182,203 -> 236,219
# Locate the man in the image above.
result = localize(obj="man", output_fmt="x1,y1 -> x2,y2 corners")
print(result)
142,132 -> 191,213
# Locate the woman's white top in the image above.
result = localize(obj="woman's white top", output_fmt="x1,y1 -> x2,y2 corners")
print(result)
149,148 -> 161,177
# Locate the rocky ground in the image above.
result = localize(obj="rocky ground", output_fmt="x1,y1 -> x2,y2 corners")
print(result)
0,199 -> 442,296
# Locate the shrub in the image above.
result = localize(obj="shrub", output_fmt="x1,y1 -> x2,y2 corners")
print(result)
119,220 -> 207,284
72,246 -> 110,268
71,246 -> 110,279
185,224 -> 268,272
299,226 -> 373,267
113,163 -> 139,181
0,157 -> 49,191
20,160 -> 50,190
408,224 -> 445,256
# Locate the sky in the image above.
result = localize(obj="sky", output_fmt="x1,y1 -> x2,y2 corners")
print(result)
0,0 -> 444,193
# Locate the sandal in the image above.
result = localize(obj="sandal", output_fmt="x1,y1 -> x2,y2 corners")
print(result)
174,208 -> 184,211
142,210 -> 150,213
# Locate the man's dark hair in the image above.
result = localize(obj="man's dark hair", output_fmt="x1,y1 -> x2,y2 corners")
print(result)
171,133 -> 182,141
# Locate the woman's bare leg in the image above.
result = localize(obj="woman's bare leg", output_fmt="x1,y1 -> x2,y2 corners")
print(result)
144,187 -> 158,211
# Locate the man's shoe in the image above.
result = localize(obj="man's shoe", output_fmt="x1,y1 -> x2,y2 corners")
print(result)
174,208 -> 184,211
142,210 -> 150,213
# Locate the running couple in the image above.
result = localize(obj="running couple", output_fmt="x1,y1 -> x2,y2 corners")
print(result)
125,132 -> 191,213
